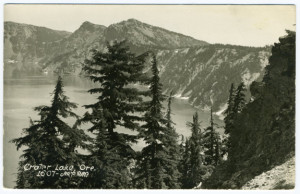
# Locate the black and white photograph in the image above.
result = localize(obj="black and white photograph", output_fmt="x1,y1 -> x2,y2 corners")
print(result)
2,3 -> 296,190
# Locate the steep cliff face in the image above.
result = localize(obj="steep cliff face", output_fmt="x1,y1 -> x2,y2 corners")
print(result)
203,31 -> 295,189
4,21 -> 70,60
4,22 -> 71,77
4,19 -> 271,109
156,45 -> 271,110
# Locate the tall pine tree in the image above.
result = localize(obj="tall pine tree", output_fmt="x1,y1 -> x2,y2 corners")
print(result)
82,40 -> 149,188
13,119 -> 41,188
12,76 -> 90,188
135,54 -> 178,189
164,91 -> 181,188
222,82 -> 246,163
203,107 -> 221,166
179,138 -> 191,188
224,83 -> 235,135
222,82 -> 247,158
232,82 -> 246,114
180,112 -> 205,188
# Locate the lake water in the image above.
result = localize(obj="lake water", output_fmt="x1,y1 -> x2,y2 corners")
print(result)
3,75 -> 223,188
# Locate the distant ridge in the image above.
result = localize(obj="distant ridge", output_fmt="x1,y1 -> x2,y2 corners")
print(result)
105,18 -> 209,49
4,21 -> 71,36
4,19 -> 271,110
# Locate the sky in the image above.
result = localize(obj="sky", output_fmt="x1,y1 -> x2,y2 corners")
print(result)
4,4 -> 296,47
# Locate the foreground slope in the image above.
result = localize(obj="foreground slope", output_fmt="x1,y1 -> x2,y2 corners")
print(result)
203,31 -> 295,189
242,157 -> 294,189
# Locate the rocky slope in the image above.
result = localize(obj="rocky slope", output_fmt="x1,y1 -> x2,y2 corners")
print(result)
104,18 -> 208,53
4,19 -> 271,110
242,157 -> 295,190
4,22 -> 71,77
4,21 -> 70,60
203,31 -> 295,189
156,45 -> 271,110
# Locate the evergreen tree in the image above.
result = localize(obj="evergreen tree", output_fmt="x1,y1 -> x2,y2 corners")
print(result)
12,76 -> 90,188
222,82 -> 246,158
82,40 -> 148,188
79,105 -> 108,188
214,134 -> 221,166
203,107 -> 221,166
184,112 -> 205,188
13,119 -> 41,188
164,91 -> 181,188
211,108 -> 221,165
179,138 -> 192,188
222,82 -> 246,164
136,54 -> 176,189
224,83 -> 235,135
232,82 -> 246,114
166,91 -> 174,131
179,134 -> 185,153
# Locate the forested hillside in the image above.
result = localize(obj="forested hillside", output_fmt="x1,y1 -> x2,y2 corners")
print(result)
156,45 -> 271,109
203,30 -> 295,189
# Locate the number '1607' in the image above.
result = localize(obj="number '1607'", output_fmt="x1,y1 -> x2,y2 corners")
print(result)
36,170 -> 56,177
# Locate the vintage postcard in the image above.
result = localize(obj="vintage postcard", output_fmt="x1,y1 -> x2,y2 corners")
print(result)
3,3 -> 296,190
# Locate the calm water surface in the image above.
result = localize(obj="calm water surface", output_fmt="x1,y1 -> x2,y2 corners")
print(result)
3,75 -> 223,188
